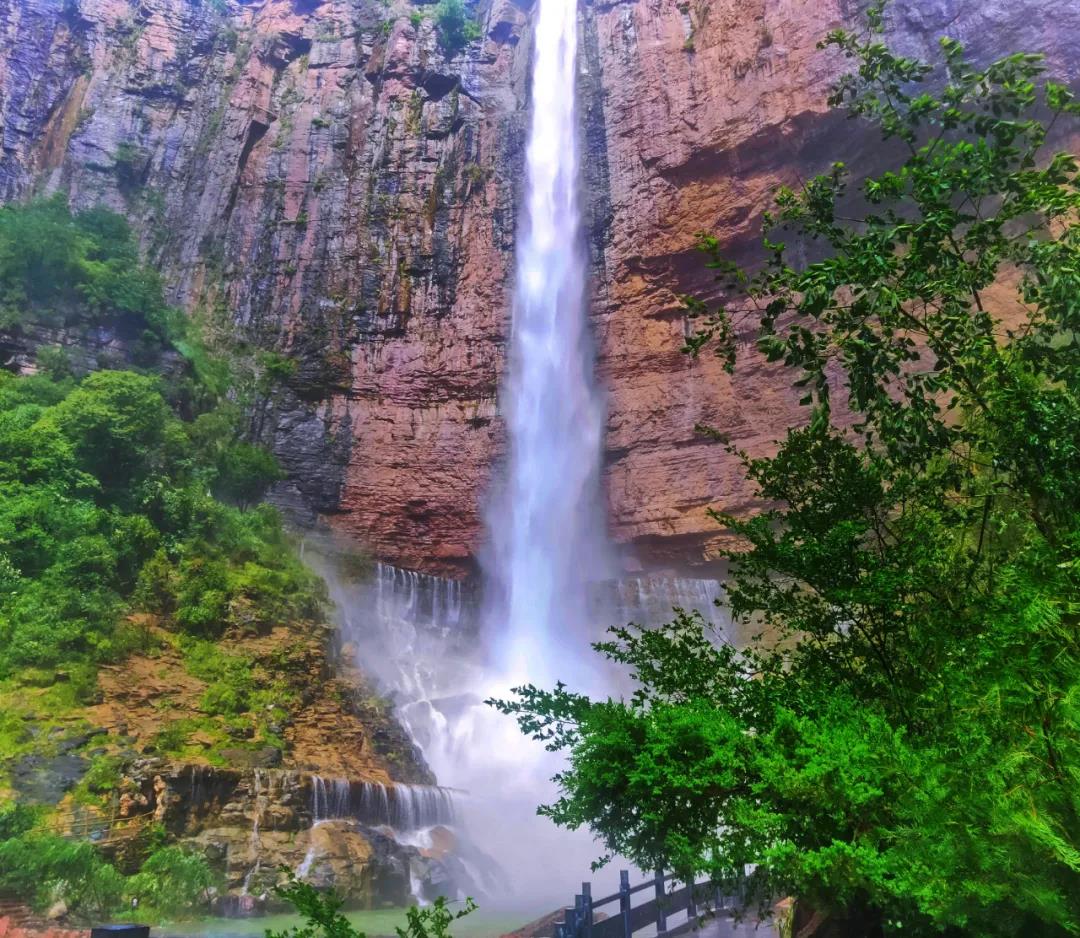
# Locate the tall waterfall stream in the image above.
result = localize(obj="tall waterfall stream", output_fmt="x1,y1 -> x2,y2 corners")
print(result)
305,0 -> 735,913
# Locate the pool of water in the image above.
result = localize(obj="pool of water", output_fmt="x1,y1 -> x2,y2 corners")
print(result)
156,905 -> 545,938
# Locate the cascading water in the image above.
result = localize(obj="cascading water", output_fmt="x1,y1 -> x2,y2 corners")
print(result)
241,769 -> 266,896
306,777 -> 458,831
296,776 -> 484,900
312,0 -> 736,912
486,0 -> 609,684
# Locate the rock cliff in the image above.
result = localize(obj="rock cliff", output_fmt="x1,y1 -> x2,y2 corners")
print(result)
1,0 -> 1077,574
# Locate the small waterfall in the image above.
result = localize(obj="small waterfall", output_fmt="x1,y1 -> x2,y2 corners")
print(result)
298,775 -> 460,893
357,782 -> 458,830
605,575 -> 726,628
241,769 -> 267,896
373,562 -> 465,633
311,775 -> 351,822
304,776 -> 457,831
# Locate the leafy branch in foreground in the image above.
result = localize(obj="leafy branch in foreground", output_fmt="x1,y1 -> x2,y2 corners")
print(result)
494,7 -> 1080,937
268,871 -> 476,938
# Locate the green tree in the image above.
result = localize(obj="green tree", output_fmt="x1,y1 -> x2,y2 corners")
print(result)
41,370 -> 174,496
433,0 -> 480,55
127,845 -> 218,917
494,8 -> 1080,936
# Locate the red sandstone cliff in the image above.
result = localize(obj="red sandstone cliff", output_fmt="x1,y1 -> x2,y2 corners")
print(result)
1,0 -> 1077,574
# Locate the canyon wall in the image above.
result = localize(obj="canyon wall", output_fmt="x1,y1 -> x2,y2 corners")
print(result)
2,0 -> 1078,575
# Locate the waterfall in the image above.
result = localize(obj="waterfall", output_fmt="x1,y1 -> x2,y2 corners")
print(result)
606,576 -> 725,627
311,0 -> 733,908
305,776 -> 457,830
357,782 -> 458,830
298,777 -> 459,887
486,0 -> 609,683
241,769 -> 266,896
311,775 -> 351,822
374,561 -> 464,634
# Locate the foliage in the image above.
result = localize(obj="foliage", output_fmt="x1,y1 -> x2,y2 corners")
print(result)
0,822 -> 216,921
0,365 -> 321,673
0,195 -> 169,339
0,197 -> 321,675
268,871 -> 476,938
432,0 -> 480,55
494,8 -> 1080,937
127,845 -> 218,917
0,832 -> 126,920
0,196 -> 312,922
0,801 -> 38,840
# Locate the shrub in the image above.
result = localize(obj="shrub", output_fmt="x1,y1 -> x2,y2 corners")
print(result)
0,833 -> 125,920
433,0 -> 480,54
128,846 -> 216,917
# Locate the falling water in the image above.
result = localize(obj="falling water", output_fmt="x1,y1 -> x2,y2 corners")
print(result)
310,775 -> 352,822
298,776 -> 462,890
310,0 -> 732,910
385,0 -> 621,905
241,769 -> 266,896
486,0 -> 608,682
306,777 -> 458,830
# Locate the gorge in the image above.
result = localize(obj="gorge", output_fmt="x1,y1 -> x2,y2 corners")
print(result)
1,0 -> 1080,925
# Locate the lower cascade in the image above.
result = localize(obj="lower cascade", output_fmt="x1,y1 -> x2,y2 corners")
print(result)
315,553 -> 733,909
309,777 -> 458,831
296,775 -> 501,907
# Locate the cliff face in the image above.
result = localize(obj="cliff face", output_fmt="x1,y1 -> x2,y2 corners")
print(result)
2,0 -> 1078,575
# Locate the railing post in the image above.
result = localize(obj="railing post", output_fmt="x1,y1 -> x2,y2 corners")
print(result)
619,870 -> 632,938
581,882 -> 593,938
567,903 -> 580,938
654,870 -> 668,935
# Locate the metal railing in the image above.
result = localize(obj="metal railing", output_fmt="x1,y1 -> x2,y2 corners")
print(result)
30,810 -> 156,844
555,871 -> 744,938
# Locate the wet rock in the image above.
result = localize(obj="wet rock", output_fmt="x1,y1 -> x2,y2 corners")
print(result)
11,752 -> 88,804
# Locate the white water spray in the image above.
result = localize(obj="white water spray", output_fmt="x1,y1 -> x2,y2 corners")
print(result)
487,0 -> 609,684
315,0 -> 731,911
391,0 -> 621,906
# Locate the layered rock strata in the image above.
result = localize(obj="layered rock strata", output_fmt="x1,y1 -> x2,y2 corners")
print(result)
1,0 -> 1078,573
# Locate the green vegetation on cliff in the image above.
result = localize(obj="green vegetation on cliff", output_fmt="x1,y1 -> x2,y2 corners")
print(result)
0,198 -> 318,682
0,196 -> 322,919
496,9 -> 1080,937
0,195 -> 171,341
432,0 -> 481,55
